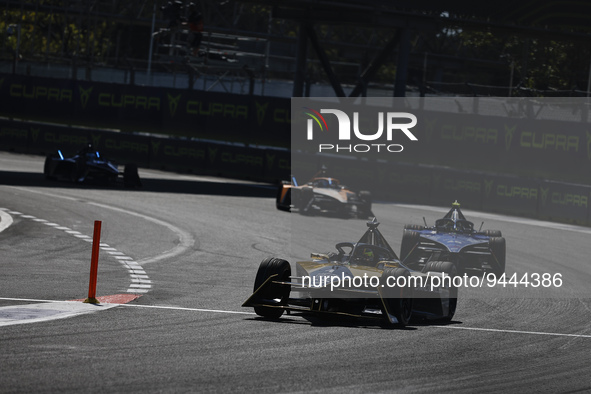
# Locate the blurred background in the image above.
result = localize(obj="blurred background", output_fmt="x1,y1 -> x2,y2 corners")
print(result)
2,1 -> 591,223
2,1 -> 591,138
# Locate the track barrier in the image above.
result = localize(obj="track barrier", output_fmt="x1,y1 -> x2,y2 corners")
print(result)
1,116 -> 590,226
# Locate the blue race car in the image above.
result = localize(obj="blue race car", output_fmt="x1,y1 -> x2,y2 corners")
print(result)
44,144 -> 141,188
399,201 -> 506,277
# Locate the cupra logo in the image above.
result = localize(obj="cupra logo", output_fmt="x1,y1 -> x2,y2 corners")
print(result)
256,101 -> 269,126
304,107 -> 417,153
167,94 -> 181,117
78,86 -> 93,109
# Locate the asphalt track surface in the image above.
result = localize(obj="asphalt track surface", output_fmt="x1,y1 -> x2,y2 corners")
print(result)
1,151 -> 590,393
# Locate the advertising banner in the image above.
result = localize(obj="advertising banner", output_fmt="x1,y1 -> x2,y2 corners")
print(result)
0,73 -> 291,145
537,180 -> 591,226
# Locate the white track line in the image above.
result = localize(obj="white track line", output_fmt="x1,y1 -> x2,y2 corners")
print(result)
1,297 -> 588,338
3,186 -> 195,267
120,304 -> 256,315
0,209 -> 13,232
87,201 -> 194,265
0,206 -> 151,294
2,185 -> 197,294
0,301 -> 118,327
428,324 -> 591,338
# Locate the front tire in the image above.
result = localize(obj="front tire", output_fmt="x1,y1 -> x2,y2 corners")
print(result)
298,187 -> 314,215
253,257 -> 291,319
380,268 -> 413,327
275,182 -> 291,211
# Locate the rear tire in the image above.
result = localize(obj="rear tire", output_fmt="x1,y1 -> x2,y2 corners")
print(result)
400,229 -> 420,262
44,155 -> 56,180
489,237 -> 506,277
423,260 -> 458,322
380,268 -> 413,327
253,257 -> 291,319
482,229 -> 502,237
404,224 -> 425,231
358,191 -> 372,218
124,163 -> 142,188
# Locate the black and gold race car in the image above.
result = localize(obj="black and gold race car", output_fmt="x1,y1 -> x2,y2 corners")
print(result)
243,218 -> 458,327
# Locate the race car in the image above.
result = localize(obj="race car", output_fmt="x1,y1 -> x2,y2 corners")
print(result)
242,218 -> 458,327
399,201 -> 506,277
43,144 -> 142,188
275,168 -> 372,219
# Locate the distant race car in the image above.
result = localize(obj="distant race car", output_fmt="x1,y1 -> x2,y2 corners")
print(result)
243,218 -> 458,327
399,201 -> 506,277
44,144 -> 142,188
276,168 -> 372,218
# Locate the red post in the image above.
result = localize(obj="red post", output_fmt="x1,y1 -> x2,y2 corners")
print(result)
84,221 -> 102,304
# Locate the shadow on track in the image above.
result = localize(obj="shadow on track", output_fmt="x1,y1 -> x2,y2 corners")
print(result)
0,170 -> 275,198
242,310 -> 464,330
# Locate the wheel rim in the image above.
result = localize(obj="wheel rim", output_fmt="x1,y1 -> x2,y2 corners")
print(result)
400,298 -> 412,322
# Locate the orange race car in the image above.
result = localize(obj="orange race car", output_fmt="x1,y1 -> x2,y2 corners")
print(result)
276,169 -> 372,219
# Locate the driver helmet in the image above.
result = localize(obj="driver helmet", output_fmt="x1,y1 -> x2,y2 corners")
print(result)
363,248 -> 374,260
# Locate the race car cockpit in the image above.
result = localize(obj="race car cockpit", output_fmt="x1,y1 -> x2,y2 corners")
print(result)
435,200 -> 475,233
312,177 -> 340,189
76,143 -> 101,161
435,218 -> 474,233
350,244 -> 395,267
